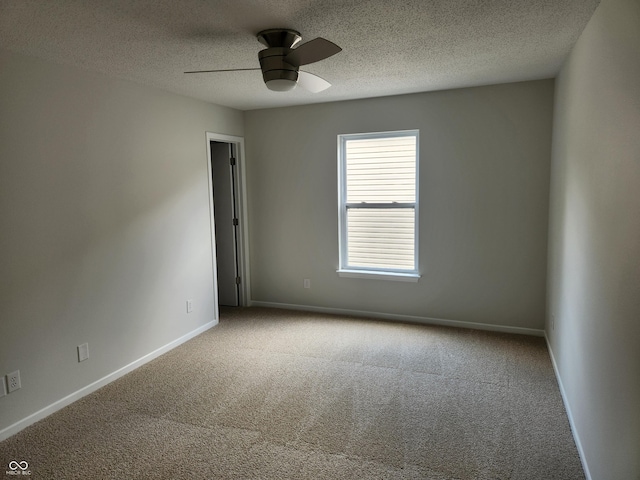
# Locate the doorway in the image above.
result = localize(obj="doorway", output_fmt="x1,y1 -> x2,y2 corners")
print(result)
206,133 -> 249,309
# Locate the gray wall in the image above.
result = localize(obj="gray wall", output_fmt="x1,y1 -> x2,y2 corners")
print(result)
245,80 -> 554,331
0,49 -> 243,434
546,0 -> 640,478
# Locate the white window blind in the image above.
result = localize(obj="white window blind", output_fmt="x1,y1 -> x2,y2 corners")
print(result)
338,131 -> 419,277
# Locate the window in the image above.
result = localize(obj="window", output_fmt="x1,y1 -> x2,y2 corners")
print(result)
338,130 -> 419,281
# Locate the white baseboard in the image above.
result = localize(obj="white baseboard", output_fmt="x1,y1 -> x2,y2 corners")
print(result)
545,333 -> 592,480
249,300 -> 545,337
0,320 -> 217,442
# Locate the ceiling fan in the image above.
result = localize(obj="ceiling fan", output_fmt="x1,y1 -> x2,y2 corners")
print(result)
185,28 -> 342,92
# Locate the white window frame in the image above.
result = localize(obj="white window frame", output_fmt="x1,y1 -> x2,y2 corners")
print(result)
337,130 -> 420,282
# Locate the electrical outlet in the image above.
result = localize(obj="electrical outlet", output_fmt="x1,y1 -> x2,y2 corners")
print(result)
7,370 -> 21,393
0,377 -> 6,398
78,343 -> 89,362
186,299 -> 193,313
303,279 -> 311,289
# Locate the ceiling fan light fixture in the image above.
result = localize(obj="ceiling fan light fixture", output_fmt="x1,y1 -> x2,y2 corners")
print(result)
261,68 -> 298,92
265,78 -> 297,92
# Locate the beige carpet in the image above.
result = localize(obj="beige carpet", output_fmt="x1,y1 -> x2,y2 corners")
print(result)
0,307 -> 585,479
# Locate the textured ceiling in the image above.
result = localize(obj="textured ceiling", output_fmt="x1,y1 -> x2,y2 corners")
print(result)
0,0 -> 600,111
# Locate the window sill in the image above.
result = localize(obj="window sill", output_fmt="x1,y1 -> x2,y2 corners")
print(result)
337,269 -> 420,282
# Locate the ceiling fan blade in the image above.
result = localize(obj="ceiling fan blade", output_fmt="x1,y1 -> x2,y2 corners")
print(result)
285,38 -> 342,67
297,71 -> 332,93
184,68 -> 260,74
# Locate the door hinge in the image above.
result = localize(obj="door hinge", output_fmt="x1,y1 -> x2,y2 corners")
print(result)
230,157 -> 236,166
232,218 -> 239,226
235,276 -> 241,285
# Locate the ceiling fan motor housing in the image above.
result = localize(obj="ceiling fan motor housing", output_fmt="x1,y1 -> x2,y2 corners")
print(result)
258,47 -> 299,91
257,30 -> 302,92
